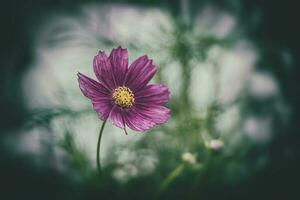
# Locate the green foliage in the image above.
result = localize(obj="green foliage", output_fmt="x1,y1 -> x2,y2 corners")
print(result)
18,2 -> 277,198
58,130 -> 92,177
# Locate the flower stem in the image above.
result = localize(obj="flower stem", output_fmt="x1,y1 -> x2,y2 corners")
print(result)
97,120 -> 107,174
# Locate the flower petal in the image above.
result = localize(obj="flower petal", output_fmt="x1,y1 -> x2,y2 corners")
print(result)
123,109 -> 155,132
93,51 -> 116,90
108,47 -> 128,86
123,105 -> 170,132
108,105 -> 125,129
77,72 -> 113,120
124,55 -> 156,92
135,105 -> 171,124
134,84 -> 170,106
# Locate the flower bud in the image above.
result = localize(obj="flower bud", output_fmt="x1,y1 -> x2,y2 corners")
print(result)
181,152 -> 196,165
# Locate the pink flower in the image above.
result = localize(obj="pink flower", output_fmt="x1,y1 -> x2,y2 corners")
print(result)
77,47 -> 170,132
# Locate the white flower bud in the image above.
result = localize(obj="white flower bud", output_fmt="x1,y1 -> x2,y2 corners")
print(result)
181,152 -> 196,165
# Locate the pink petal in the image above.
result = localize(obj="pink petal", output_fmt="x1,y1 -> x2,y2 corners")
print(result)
123,105 -> 170,132
123,111 -> 155,132
77,72 -> 113,120
124,55 -> 156,92
134,84 -> 170,106
108,105 -> 125,129
93,47 -> 128,90
108,47 -> 128,86
93,51 -> 116,90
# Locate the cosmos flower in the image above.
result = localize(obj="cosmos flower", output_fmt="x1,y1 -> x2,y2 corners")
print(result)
77,47 -> 170,132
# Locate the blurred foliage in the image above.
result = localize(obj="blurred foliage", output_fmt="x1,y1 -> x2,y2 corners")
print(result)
1,0 -> 300,200
18,8 -> 263,194
58,130 -> 92,176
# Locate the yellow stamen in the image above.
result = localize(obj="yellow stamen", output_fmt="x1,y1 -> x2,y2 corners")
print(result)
112,86 -> 134,108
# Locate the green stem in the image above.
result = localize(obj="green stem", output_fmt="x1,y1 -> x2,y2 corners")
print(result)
97,120 -> 107,174
160,163 -> 185,191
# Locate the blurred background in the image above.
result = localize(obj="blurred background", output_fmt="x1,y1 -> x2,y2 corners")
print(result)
1,0 -> 299,199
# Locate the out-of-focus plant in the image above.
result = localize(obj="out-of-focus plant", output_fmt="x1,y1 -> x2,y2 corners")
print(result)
18,1 -> 288,196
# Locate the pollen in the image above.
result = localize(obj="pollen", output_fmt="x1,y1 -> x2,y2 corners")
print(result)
112,86 -> 134,108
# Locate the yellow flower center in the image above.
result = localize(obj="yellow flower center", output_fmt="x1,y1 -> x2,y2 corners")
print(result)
112,86 -> 134,108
